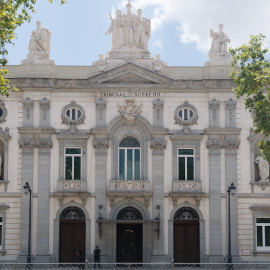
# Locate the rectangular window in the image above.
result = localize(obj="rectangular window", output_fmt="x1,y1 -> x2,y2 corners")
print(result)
256,218 -> 270,250
119,148 -> 140,180
65,148 -> 81,180
178,149 -> 194,180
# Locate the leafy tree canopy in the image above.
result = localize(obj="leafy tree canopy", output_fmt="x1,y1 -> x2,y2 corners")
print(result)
230,34 -> 270,161
0,0 -> 66,96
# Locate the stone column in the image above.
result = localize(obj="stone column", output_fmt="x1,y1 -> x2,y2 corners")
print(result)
22,98 -> 34,127
35,137 -> 53,263
206,139 -> 223,262
39,98 -> 51,127
225,139 -> 240,261
92,138 -> 110,263
225,99 -> 237,128
17,138 -> 35,262
150,138 -> 167,263
153,99 -> 164,128
96,100 -> 107,128
209,99 -> 220,128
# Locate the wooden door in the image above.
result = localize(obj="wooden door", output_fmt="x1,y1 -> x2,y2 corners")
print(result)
174,220 -> 200,263
117,224 -> 143,263
59,220 -> 86,263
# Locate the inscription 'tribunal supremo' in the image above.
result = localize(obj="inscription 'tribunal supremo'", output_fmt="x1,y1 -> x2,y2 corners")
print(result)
101,92 -> 161,98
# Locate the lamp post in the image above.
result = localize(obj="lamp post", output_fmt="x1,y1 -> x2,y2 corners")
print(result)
227,182 -> 236,270
23,182 -> 32,267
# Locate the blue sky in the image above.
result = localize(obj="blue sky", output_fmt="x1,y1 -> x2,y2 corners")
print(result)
6,0 -> 270,67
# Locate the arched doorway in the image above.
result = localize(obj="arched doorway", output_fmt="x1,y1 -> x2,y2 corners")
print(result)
116,207 -> 143,263
173,207 -> 200,263
59,206 -> 86,263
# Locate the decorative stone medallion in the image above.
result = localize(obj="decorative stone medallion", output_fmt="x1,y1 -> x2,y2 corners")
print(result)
117,98 -> 143,124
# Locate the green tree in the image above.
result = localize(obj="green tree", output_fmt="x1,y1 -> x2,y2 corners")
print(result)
0,0 -> 66,96
230,34 -> 270,161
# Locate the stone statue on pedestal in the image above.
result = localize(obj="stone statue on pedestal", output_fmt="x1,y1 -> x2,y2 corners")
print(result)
255,156 -> 270,181
105,3 -> 151,58
27,21 -> 51,60
208,24 -> 231,63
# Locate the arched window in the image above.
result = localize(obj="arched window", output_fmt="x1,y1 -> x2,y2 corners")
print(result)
117,207 -> 143,220
59,206 -> 86,220
119,136 -> 140,180
174,207 -> 199,220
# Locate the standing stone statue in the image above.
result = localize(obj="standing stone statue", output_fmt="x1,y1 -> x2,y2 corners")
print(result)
134,9 -> 150,50
123,3 -> 135,45
255,156 -> 270,181
208,24 -> 230,60
28,21 -> 51,59
105,10 -> 125,50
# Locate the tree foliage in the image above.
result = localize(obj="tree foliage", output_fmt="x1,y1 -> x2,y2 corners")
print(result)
0,0 -> 66,97
230,34 -> 270,161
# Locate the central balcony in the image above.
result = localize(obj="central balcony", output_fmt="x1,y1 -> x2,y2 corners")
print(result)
107,180 -> 152,208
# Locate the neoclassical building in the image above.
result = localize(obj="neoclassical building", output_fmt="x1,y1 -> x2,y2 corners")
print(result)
1,4 -> 270,264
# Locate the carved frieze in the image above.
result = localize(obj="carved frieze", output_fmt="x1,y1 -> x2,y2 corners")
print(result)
18,138 -> 36,149
117,98 -> 143,124
178,182 -> 196,190
206,139 -> 240,149
115,181 -> 144,190
92,139 -> 110,152
63,181 -> 81,190
150,139 -> 167,150
36,138 -> 53,149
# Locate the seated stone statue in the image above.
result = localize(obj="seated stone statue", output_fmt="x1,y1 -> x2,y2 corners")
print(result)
208,24 -> 230,60
28,21 -> 51,59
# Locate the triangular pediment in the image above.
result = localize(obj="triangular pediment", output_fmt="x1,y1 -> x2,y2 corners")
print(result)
88,63 -> 172,85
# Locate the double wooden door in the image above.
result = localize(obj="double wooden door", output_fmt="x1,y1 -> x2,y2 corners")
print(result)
117,224 -> 143,263
59,220 -> 86,263
174,220 -> 200,263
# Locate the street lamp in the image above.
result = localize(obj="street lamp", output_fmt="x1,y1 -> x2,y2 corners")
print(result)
23,182 -> 32,267
227,182 -> 236,270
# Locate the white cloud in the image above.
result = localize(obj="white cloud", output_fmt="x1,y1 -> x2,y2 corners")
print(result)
117,0 -> 270,53
153,39 -> 163,49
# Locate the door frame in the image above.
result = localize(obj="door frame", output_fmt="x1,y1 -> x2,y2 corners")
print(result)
116,223 -> 143,263
59,219 -> 86,263
53,203 -> 91,263
173,220 -> 200,263
168,204 -> 206,263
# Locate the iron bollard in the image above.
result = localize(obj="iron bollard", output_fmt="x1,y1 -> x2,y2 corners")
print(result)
171,259 -> 174,270
85,259 -> 88,270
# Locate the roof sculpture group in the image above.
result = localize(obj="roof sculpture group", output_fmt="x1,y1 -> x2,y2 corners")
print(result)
26,4 -> 231,65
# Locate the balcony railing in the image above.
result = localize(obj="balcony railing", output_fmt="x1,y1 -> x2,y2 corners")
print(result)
57,180 -> 87,192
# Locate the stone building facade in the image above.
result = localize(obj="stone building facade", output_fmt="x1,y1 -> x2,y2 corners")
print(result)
0,5 -> 270,264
